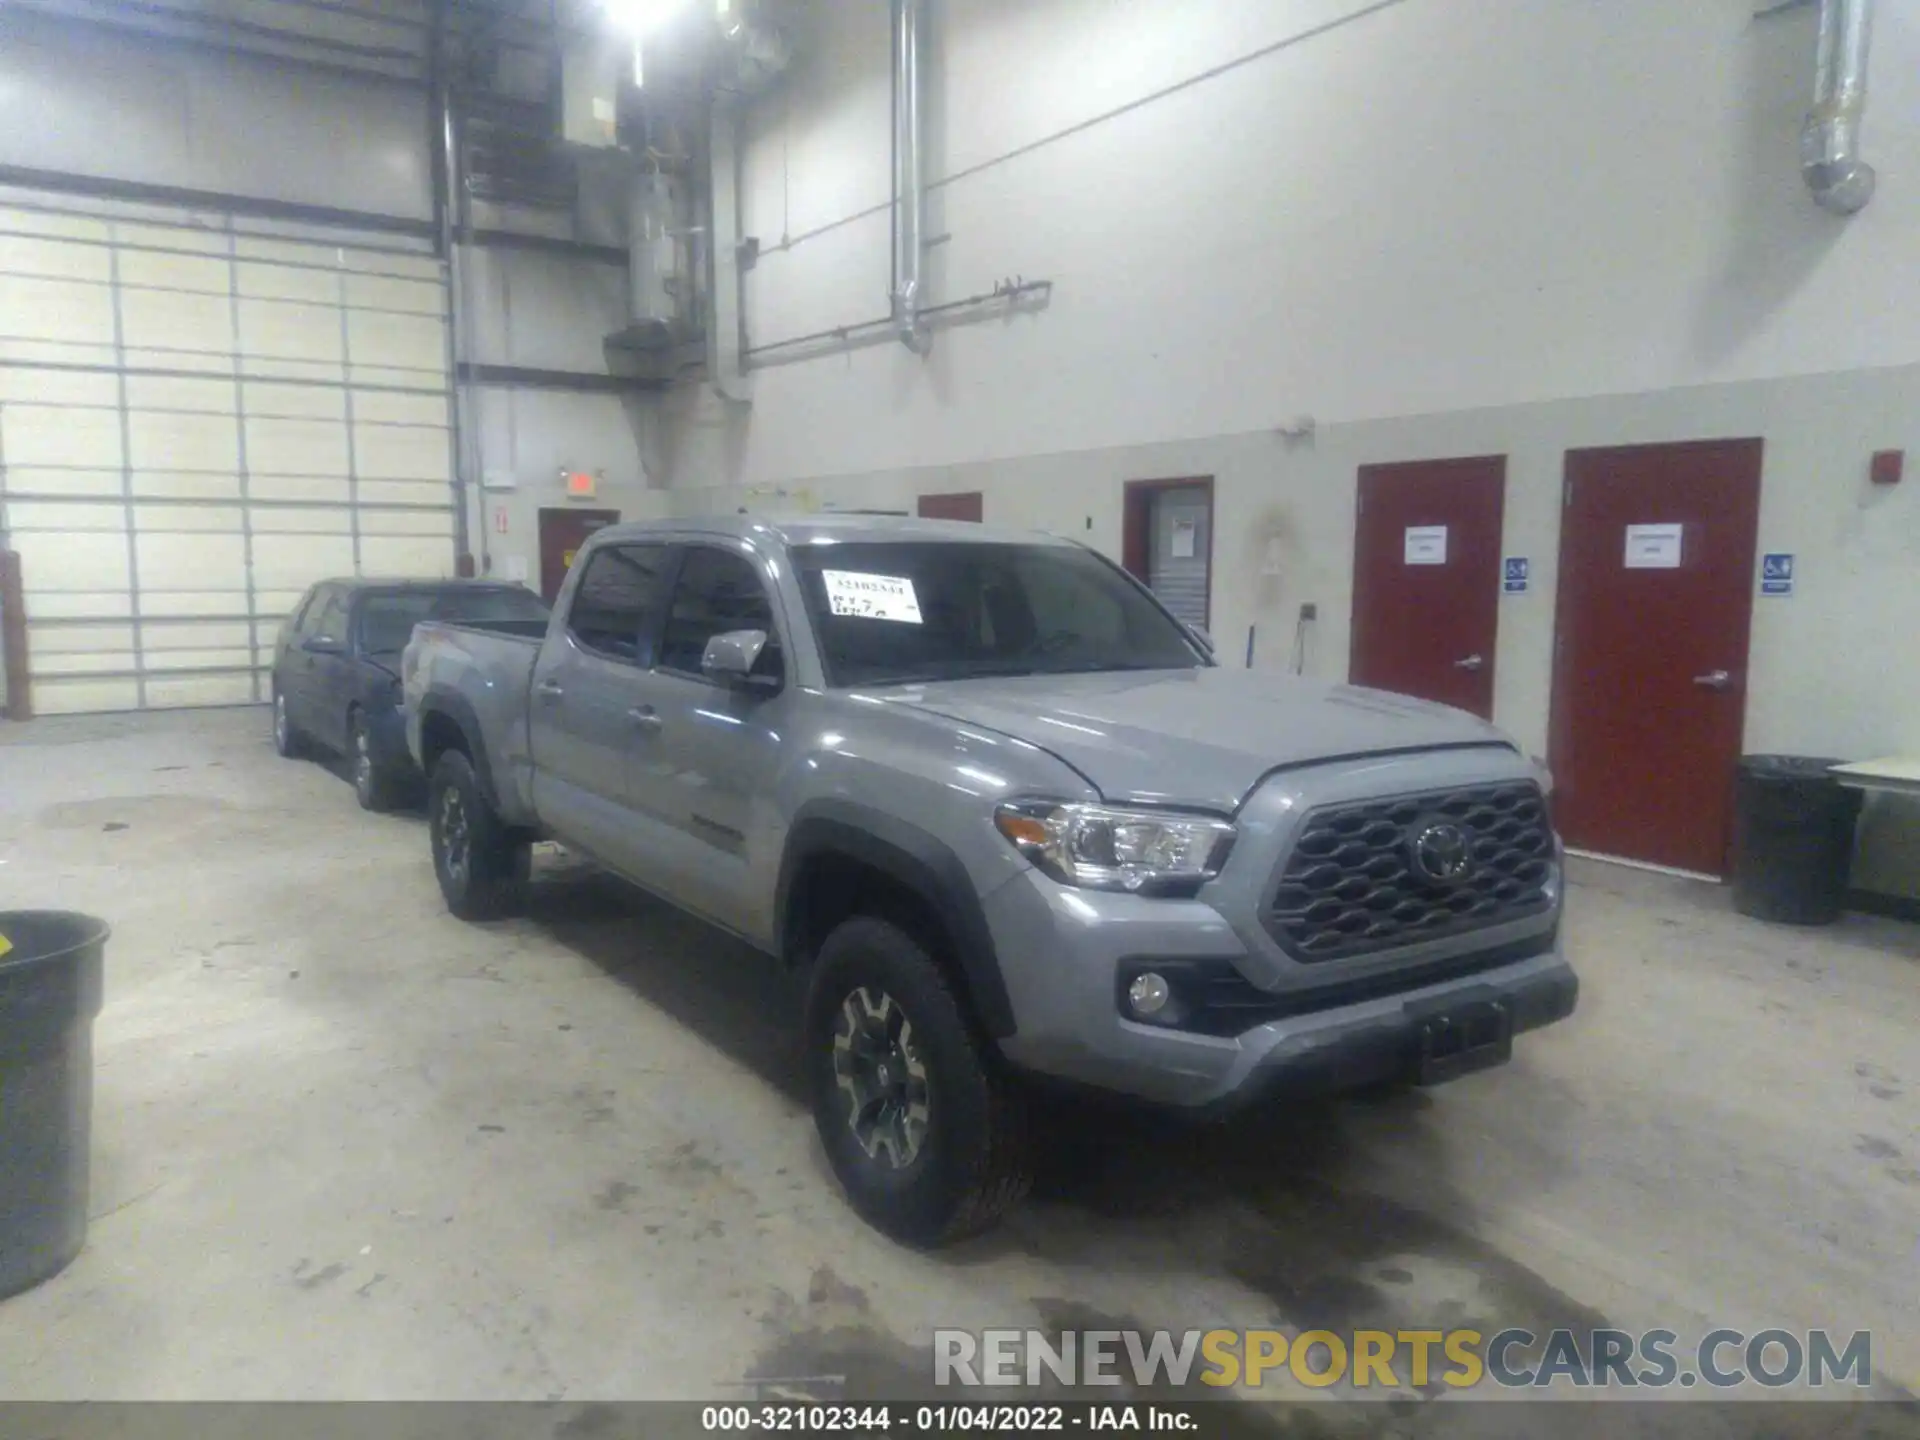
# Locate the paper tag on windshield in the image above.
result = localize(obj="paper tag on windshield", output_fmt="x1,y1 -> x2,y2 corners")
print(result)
822,570 -> 923,624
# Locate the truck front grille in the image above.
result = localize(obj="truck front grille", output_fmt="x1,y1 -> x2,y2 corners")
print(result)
1264,781 -> 1554,963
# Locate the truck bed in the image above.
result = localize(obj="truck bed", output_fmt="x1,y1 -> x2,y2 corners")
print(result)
402,618 -> 551,819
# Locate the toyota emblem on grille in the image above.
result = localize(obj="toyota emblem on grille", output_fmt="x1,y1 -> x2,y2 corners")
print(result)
1410,821 -> 1473,884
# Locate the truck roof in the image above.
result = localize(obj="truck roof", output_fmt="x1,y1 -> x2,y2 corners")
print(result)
590,513 -> 1079,549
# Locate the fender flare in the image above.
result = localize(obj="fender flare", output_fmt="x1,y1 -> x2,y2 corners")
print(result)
414,688 -> 505,812
776,799 -> 1017,1039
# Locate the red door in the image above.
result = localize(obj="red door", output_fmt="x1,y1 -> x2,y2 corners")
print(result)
1549,439 -> 1762,877
537,508 -> 621,604
917,491 -> 983,522
1349,457 -> 1506,718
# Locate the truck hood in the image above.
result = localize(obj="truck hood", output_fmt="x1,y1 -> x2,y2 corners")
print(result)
865,667 -> 1515,811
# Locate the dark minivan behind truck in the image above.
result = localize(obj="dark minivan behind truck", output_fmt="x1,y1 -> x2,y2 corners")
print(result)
271,578 -> 549,810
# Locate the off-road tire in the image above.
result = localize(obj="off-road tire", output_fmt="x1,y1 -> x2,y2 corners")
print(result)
428,750 -> 529,921
805,916 -> 1033,1245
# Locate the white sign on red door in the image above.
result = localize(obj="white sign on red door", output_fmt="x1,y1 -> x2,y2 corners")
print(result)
1624,523 -> 1683,568
1403,525 -> 1448,565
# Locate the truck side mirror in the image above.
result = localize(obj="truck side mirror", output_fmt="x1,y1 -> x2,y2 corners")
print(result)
702,629 -> 777,689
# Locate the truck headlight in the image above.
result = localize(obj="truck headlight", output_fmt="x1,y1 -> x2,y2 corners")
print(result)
994,800 -> 1235,895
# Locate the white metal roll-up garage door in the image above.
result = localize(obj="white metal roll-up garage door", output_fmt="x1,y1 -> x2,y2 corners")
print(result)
0,194 -> 456,715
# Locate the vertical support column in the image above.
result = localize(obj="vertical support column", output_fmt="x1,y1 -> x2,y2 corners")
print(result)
106,225 -> 147,710
434,8 -> 474,577
0,549 -> 29,721
225,223 -> 264,704
338,264 -> 363,575
0,393 -> 14,716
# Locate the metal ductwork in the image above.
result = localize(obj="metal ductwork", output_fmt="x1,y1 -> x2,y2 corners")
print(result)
1801,0 -> 1875,214
717,5 -> 792,95
626,168 -> 694,346
890,0 -> 931,355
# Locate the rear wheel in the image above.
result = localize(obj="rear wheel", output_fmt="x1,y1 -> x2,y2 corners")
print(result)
805,917 -> 1032,1245
428,750 -> 528,920
350,708 -> 403,813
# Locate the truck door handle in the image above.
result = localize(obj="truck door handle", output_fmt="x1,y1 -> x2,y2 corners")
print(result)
1693,669 -> 1732,691
1454,654 -> 1485,671
628,706 -> 663,733
535,679 -> 564,701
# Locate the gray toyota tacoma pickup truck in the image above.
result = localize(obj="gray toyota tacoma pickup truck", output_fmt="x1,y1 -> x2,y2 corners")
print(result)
402,514 -> 1577,1244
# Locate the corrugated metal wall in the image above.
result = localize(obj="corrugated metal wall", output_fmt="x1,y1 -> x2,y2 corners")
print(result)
0,192 -> 455,714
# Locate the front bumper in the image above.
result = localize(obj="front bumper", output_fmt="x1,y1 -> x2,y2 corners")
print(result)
985,875 -> 1576,1112
983,745 -> 1577,1110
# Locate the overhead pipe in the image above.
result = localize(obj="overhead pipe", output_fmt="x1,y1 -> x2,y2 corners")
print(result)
889,0 -> 931,354
1801,0 -> 1876,214
707,99 -> 755,401
430,0 -> 475,574
745,277 -> 1052,368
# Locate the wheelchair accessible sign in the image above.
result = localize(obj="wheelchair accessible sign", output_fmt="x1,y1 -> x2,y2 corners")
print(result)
1760,553 -> 1794,597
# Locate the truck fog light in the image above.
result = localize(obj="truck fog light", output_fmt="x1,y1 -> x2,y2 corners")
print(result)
1127,972 -> 1171,1018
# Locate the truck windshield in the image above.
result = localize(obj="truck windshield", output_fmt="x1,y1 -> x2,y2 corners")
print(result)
790,541 -> 1207,687
359,587 -> 549,655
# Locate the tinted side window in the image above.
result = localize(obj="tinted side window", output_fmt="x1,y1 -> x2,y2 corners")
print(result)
660,547 -> 779,678
311,592 -> 350,642
566,544 -> 673,664
288,587 -> 320,634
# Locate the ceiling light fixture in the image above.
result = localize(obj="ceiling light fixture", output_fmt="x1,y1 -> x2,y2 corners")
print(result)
601,0 -> 696,37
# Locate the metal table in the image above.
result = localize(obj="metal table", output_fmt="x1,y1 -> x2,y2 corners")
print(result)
1829,757 -> 1920,798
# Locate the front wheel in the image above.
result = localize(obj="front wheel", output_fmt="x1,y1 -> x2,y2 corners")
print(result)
428,750 -> 529,921
804,917 -> 1033,1245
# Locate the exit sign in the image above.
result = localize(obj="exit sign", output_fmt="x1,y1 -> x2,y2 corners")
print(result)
564,470 -> 598,499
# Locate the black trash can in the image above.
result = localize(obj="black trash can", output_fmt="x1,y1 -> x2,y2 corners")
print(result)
1730,757 -> 1862,926
0,912 -> 107,1299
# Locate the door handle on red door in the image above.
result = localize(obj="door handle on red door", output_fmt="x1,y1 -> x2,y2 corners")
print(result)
1692,669 -> 1733,690
1454,654 -> 1485,671
628,706 -> 663,733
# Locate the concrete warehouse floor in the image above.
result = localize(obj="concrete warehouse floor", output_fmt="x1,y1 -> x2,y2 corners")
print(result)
0,707 -> 1915,1434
